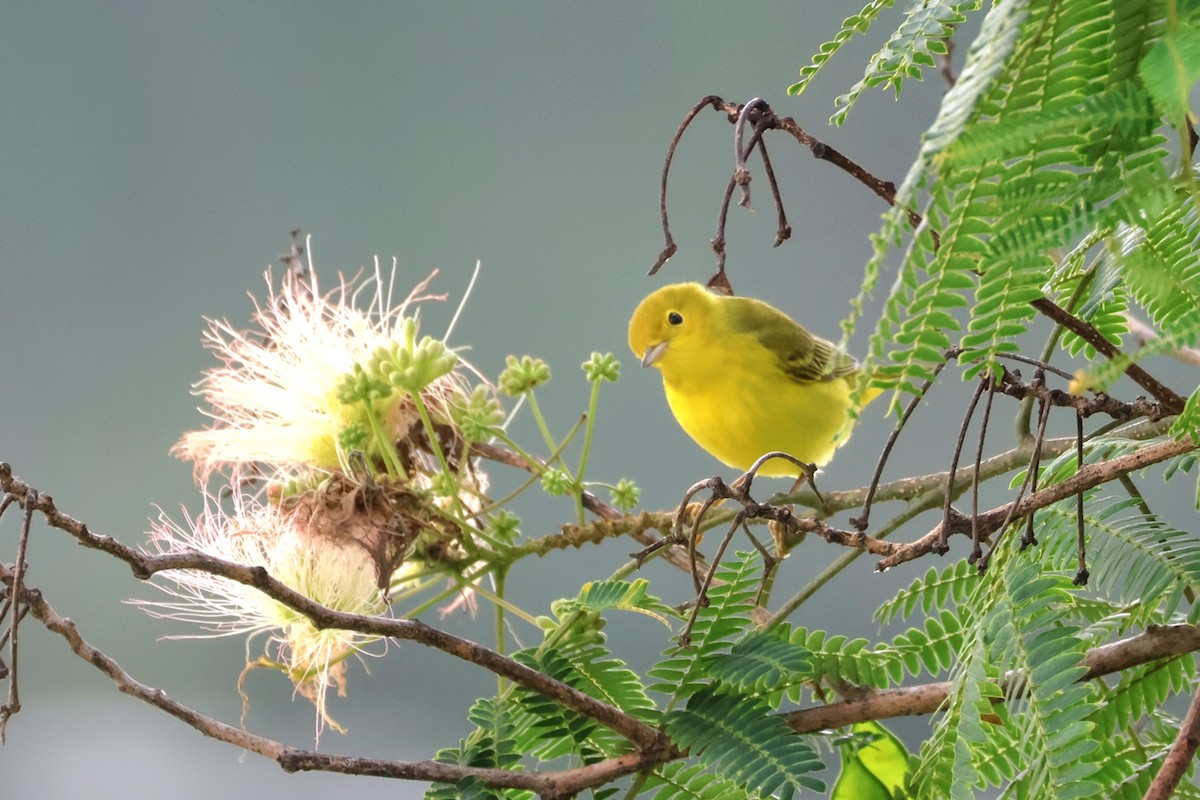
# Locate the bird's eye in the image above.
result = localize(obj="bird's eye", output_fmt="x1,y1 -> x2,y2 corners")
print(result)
667,311 -> 683,326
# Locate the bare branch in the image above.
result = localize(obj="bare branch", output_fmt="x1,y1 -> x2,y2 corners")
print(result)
1143,681 -> 1200,800
1031,297 -> 1186,413
877,435 -> 1197,571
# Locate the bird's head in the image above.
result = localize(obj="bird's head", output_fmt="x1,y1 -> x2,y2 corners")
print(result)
627,283 -> 716,372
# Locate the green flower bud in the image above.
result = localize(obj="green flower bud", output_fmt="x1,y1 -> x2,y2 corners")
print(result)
609,478 -> 641,512
450,385 -> 505,443
370,321 -> 458,394
337,422 -> 370,452
498,355 -> 551,395
488,509 -> 521,543
337,363 -> 393,405
539,467 -> 572,496
582,352 -> 620,384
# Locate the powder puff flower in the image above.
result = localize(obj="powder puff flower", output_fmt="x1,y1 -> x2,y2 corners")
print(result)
173,252 -> 480,485
134,495 -> 388,737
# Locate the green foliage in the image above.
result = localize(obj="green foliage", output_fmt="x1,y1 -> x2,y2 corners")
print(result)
903,544 -> 1111,799
1036,495 -> 1200,619
428,697 -> 533,800
816,0 -> 982,126
839,0 -> 1194,396
513,641 -> 658,759
790,0 -> 898,97
1174,387 -> 1200,446
663,688 -> 827,795
648,551 -> 761,700
1139,19 -> 1200,122
874,559 -> 978,624
705,629 -> 813,694
640,760 -> 765,800
552,578 -> 679,628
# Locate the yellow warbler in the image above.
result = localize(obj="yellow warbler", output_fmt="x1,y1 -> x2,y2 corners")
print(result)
628,282 -> 876,477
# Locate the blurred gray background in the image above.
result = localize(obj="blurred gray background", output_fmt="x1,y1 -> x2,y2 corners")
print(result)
3,4 -> 1186,799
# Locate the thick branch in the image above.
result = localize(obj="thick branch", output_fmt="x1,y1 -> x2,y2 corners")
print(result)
787,623 -> 1200,733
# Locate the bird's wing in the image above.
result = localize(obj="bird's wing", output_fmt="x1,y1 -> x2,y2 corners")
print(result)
728,298 -> 860,384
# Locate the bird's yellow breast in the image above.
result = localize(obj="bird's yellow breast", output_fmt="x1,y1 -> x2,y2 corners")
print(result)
659,328 -> 857,476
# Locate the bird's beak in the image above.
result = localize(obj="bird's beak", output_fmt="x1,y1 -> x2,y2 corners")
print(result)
641,341 -> 669,368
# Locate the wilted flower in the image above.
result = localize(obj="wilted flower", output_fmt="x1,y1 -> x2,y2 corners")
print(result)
134,495 -> 389,737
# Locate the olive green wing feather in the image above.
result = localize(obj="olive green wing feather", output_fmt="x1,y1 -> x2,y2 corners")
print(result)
726,296 -> 860,384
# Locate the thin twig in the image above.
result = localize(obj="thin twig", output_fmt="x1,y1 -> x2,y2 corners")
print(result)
877,435 -> 1198,571
1073,410 -> 1089,585
980,371 -> 1049,571
1031,297 -> 1186,413
1019,392 -> 1050,552
851,354 -> 956,531
0,496 -> 32,740
970,379 -> 997,562
649,96 -> 724,275
941,377 -> 988,554
0,562 -> 669,797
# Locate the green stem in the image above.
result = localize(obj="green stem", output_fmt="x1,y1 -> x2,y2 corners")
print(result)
411,392 -> 452,477
574,379 -> 604,509
399,577 -> 477,619
388,572 -> 446,605
495,567 -> 508,694
362,400 -> 407,478
578,379 -> 604,484
471,416 -> 587,519
525,390 -> 570,471
470,578 -> 539,627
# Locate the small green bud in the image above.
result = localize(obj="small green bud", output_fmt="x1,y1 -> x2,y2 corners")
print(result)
429,470 -> 458,498
488,509 -> 521,543
540,467 -> 572,496
451,385 -> 505,442
337,363 -> 393,405
498,355 -> 551,395
370,322 -> 458,394
609,478 -> 641,512
582,352 -> 620,383
338,422 -> 370,452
